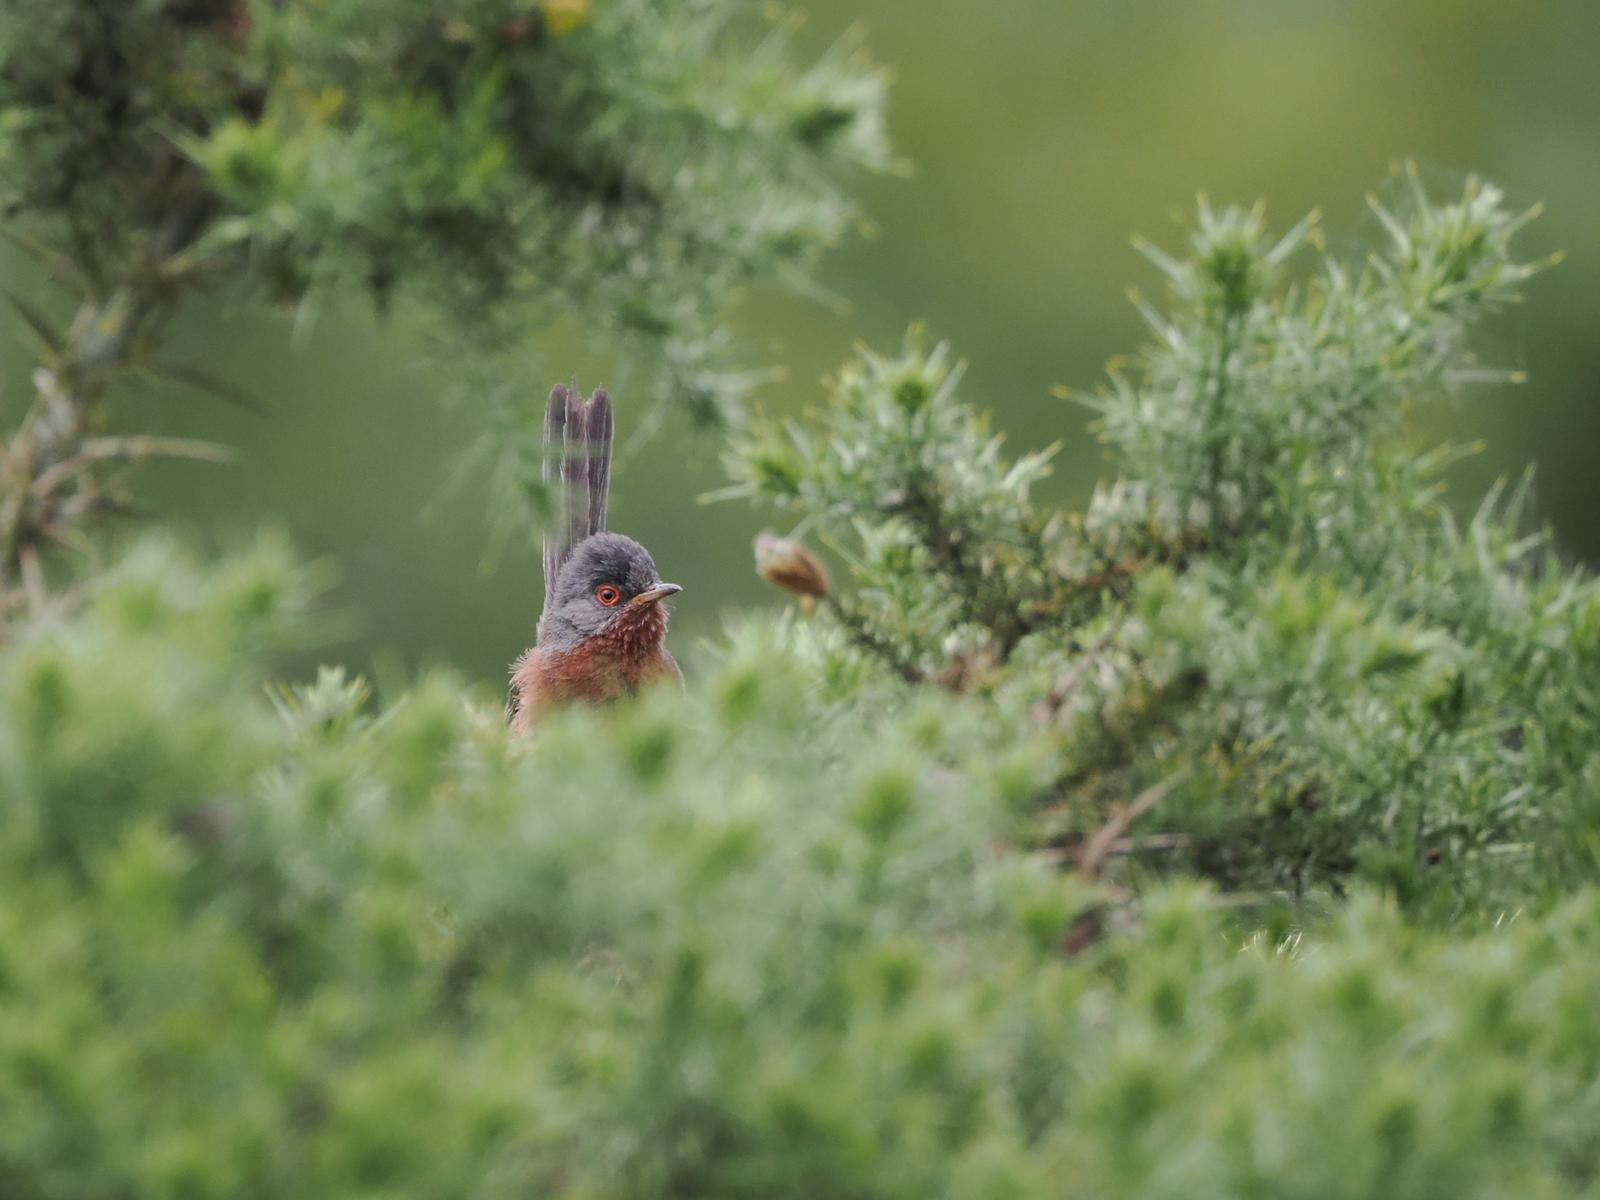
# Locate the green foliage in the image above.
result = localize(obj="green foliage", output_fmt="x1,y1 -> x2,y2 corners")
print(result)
0,0 -> 884,413
4,19 -> 1597,1177
731,175 -> 1593,918
726,335 -> 1061,664
0,1 -> 886,596
4,542 -> 1600,1197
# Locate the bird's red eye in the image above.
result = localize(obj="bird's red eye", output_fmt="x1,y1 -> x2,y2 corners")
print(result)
597,585 -> 622,607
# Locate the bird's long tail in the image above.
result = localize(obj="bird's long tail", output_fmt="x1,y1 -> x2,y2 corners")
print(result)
542,382 -> 614,610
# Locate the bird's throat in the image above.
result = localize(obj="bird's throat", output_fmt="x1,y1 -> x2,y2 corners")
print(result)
591,601 -> 670,663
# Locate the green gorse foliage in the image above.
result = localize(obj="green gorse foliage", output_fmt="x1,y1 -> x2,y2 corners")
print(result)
731,175 -> 1588,918
4,7 -> 1598,1195
4,538 -> 1600,1198
1,0 -> 884,378
0,0 -> 885,595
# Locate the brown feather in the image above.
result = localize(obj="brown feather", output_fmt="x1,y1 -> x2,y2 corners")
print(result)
508,600 -> 679,733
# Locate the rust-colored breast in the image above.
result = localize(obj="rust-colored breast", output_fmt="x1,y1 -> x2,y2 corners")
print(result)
508,605 -> 681,733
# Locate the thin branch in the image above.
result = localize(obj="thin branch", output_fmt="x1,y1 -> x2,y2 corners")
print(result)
30,437 -> 234,499
18,545 -> 48,615
1078,772 -> 1186,880
1033,622 -> 1120,725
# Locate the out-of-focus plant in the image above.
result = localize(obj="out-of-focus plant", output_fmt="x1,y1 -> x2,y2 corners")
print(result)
7,2 -> 1597,1190
5,536 -> 1600,1197
0,0 -> 887,616
3,170 -> 1598,1195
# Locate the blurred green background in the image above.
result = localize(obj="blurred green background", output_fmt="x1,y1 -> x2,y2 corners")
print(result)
4,0 -> 1596,688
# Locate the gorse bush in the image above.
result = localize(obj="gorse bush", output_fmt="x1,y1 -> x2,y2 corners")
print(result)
1,0 -> 885,378
0,0 -> 885,593
731,174 -> 1591,921
4,537 -> 1600,1198
6,5 -> 1600,1196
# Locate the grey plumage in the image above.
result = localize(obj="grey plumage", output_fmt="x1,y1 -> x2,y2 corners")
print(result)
537,531 -> 672,653
510,383 -> 682,729
542,383 -> 615,612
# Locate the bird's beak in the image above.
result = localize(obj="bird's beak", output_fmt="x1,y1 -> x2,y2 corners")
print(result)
629,583 -> 683,608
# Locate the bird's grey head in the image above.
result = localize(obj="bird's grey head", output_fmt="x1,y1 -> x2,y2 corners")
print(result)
540,532 -> 681,652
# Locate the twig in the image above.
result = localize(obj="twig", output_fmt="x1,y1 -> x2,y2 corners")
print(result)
0,194 -> 215,605
1078,772 -> 1186,879
30,436 -> 234,498
1033,622 -> 1120,724
1035,830 -> 1195,868
18,545 -> 47,615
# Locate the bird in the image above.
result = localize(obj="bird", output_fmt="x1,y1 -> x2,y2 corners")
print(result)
507,383 -> 682,732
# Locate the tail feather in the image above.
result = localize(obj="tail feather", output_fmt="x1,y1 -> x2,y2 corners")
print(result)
586,388 -> 613,536
542,384 -> 571,604
542,382 -> 615,611
560,382 -> 593,565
